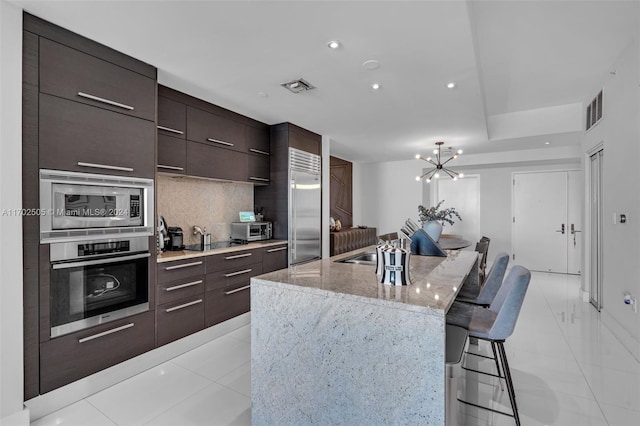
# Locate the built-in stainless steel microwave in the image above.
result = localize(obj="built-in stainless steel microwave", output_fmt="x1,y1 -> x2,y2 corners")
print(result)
40,169 -> 154,243
231,222 -> 272,242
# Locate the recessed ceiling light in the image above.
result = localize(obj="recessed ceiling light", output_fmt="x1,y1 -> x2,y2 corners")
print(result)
545,141 -> 550,145
446,82 -> 456,89
327,40 -> 341,49
257,91 -> 268,98
371,83 -> 382,90
362,60 -> 380,70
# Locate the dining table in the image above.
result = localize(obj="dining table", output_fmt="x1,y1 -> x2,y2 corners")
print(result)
438,235 -> 472,250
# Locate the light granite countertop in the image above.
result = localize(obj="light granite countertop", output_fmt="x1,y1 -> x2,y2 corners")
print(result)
254,245 -> 478,316
157,239 -> 288,263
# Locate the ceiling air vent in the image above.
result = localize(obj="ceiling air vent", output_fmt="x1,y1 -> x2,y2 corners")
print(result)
281,78 -> 315,94
586,90 -> 603,131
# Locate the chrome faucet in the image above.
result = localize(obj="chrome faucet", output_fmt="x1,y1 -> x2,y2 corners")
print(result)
193,225 -> 211,248
193,225 -> 206,235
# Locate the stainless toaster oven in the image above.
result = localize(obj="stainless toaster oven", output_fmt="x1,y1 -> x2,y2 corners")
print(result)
231,222 -> 272,242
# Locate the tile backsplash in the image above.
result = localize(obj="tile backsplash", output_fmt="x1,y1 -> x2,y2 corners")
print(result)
157,174 -> 253,245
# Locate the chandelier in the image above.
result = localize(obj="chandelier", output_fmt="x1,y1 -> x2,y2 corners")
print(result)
415,142 -> 464,183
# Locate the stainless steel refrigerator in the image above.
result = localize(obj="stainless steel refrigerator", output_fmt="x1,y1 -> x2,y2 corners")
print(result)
288,148 -> 321,265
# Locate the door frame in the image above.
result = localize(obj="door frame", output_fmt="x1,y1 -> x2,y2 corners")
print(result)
511,168 -> 582,272
584,142 -> 604,302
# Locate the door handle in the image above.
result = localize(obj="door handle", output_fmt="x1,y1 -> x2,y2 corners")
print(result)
556,224 -> 565,234
570,224 -> 581,234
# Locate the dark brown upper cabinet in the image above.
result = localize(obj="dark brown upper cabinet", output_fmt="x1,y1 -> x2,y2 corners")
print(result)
247,154 -> 270,184
39,94 -> 156,178
157,134 -> 186,174
187,106 -> 247,153
158,95 -> 187,138
246,124 -> 270,156
186,141 -> 248,182
39,38 -> 156,122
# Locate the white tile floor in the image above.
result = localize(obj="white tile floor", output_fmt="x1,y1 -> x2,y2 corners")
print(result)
31,272 -> 640,426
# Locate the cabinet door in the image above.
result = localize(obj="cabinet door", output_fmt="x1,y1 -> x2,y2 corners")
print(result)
186,141 -> 248,182
156,295 -> 204,347
157,134 -> 186,174
207,248 -> 262,274
157,96 -> 186,138
40,311 -> 155,393
247,153 -> 270,185
187,106 -> 246,153
157,275 -> 205,306
205,262 -> 262,293
246,124 -> 270,156
157,257 -> 205,284
39,94 -> 155,178
39,38 -> 155,122
205,283 -> 252,327
262,244 -> 288,273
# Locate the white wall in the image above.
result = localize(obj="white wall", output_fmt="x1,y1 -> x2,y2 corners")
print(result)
0,1 -> 28,424
583,36 -> 640,361
322,136 -> 331,258
354,159 -> 424,236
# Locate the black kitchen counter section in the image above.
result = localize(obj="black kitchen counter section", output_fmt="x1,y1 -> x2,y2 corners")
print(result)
157,239 -> 287,263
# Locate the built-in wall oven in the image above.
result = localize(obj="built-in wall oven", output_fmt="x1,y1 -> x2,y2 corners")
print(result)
39,169 -> 154,243
49,236 -> 150,338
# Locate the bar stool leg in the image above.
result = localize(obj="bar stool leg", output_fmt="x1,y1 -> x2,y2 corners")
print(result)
491,341 -> 505,391
497,341 -> 520,426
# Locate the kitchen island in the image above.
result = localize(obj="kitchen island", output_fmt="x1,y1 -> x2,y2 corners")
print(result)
250,247 -> 479,425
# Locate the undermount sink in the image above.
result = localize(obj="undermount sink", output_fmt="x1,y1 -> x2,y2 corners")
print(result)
336,251 -> 377,265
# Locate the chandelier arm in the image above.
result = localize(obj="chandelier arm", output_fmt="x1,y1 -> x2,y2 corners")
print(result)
418,168 -> 436,180
426,169 -> 438,181
442,168 -> 457,179
441,156 -> 456,166
425,159 -> 438,166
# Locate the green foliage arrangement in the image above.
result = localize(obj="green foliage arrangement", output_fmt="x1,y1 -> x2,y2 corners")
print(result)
418,200 -> 462,226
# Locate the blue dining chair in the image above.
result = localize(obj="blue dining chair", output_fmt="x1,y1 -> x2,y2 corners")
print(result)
456,252 -> 510,307
447,265 -> 531,426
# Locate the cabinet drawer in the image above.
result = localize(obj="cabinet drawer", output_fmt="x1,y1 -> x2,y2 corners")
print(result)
187,106 -> 246,153
205,283 -> 251,327
247,153 -> 270,184
157,257 -> 205,284
186,141 -> 247,182
39,38 -> 155,122
157,134 -> 186,174
246,124 -> 270,156
39,94 -> 155,178
206,262 -> 262,292
158,96 -> 186,138
262,244 -> 288,274
157,295 -> 205,347
207,248 -> 262,274
40,310 -> 155,393
157,275 -> 205,306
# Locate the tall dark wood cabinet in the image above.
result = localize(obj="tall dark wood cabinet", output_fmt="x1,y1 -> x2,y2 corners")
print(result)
22,13 -> 157,398
254,123 -> 322,240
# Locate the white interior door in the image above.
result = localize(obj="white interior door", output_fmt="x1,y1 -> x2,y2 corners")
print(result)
434,176 -> 480,245
513,172 -> 569,273
589,150 -> 603,309
567,170 -> 582,274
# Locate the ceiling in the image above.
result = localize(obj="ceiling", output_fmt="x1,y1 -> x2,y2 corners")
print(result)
13,0 -> 639,162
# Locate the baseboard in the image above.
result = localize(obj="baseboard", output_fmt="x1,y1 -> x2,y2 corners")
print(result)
25,313 -> 250,421
601,309 -> 640,363
1,407 -> 30,426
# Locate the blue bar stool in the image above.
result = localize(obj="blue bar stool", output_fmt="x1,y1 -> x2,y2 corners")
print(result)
447,265 -> 531,426
456,252 -> 510,307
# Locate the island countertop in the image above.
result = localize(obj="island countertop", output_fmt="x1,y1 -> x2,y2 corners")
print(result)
254,245 -> 479,316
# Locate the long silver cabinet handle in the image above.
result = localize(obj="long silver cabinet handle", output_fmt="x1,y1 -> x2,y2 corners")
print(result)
224,285 -> 250,295
249,177 -> 269,182
53,253 -> 150,270
165,280 -> 203,292
77,162 -> 134,172
157,125 -> 184,135
267,246 -> 287,253
225,253 -> 252,260
157,165 -> 185,171
165,299 -> 203,313
224,268 -> 252,278
207,138 -> 234,147
77,92 -> 134,111
78,323 -> 134,343
249,148 -> 270,156
164,260 -> 203,271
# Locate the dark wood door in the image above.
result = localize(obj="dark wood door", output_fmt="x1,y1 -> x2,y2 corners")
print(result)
247,153 -> 270,184
39,38 -> 156,122
187,106 -> 246,153
157,96 -> 186,138
156,295 -> 205,347
39,94 -> 155,178
262,244 -> 289,273
246,124 -> 270,156
157,134 -> 186,174
186,141 -> 248,182
205,284 -> 251,327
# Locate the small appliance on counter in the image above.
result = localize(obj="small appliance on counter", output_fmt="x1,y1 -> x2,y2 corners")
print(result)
158,215 -> 169,252
231,221 -> 272,242
167,226 -> 184,250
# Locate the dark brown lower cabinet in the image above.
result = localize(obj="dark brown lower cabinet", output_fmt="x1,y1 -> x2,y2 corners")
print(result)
156,295 -> 205,347
205,262 -> 261,327
186,140 -> 247,181
262,244 -> 288,273
39,310 -> 155,394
